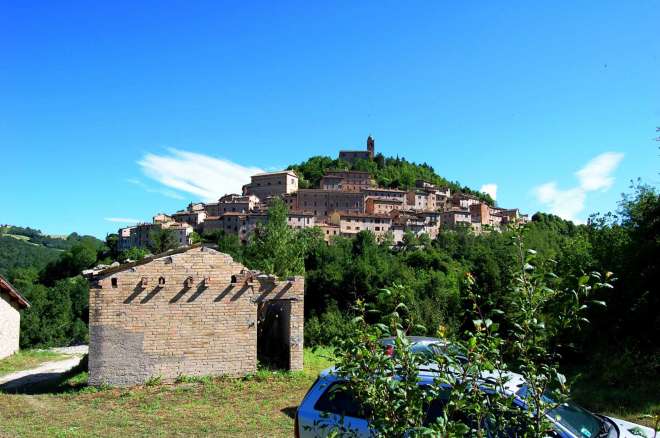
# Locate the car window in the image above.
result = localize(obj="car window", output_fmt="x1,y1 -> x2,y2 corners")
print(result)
314,382 -> 370,419
424,396 -> 449,425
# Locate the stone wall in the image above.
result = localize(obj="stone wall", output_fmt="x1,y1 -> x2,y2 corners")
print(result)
0,293 -> 20,360
89,246 -> 304,386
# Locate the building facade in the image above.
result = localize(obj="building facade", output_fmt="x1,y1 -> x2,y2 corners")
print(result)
0,276 -> 30,360
296,189 -> 364,218
365,197 -> 404,215
242,170 -> 298,199
88,245 -> 304,386
320,170 -> 372,192
329,212 -> 393,238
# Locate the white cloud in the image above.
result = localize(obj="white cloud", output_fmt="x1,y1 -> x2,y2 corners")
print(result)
137,149 -> 264,202
126,178 -> 185,200
533,152 -> 624,222
480,183 -> 497,200
576,152 -> 624,191
105,217 -> 141,224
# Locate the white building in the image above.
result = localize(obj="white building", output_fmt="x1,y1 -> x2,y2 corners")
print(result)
0,276 -> 30,360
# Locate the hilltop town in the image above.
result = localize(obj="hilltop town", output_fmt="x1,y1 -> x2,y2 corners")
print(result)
117,137 -> 529,251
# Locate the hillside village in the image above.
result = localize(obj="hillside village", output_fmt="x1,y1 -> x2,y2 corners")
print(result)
117,136 -> 529,251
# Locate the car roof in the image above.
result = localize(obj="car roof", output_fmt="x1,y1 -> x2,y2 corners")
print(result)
318,366 -> 526,396
379,336 -> 443,343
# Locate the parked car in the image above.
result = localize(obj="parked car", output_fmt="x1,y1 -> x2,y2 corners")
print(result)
378,336 -> 465,362
296,339 -> 656,438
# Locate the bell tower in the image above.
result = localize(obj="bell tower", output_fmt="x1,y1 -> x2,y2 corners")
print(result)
366,135 -> 375,159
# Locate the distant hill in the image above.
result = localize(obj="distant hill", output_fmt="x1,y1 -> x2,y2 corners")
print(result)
287,153 -> 495,205
0,226 -> 104,277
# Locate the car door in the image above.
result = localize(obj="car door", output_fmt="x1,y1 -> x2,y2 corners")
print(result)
297,379 -> 372,437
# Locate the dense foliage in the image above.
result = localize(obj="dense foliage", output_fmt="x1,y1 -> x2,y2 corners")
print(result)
327,234 -> 614,437
287,154 -> 494,205
0,235 -> 60,278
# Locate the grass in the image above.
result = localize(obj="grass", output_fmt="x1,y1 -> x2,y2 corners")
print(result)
0,347 -> 335,438
0,350 -> 68,377
567,365 -> 660,430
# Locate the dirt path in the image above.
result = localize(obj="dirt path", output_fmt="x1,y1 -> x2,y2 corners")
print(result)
0,346 -> 88,393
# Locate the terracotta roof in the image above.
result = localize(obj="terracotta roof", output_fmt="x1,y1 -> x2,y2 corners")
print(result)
339,212 -> 392,219
362,187 -> 406,194
0,275 -> 30,309
252,170 -> 297,177
325,170 -> 371,175
366,197 -> 403,204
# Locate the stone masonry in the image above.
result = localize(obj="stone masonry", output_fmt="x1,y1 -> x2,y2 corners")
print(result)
88,245 -> 304,386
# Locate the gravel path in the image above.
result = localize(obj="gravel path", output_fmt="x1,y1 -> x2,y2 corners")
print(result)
0,345 -> 88,393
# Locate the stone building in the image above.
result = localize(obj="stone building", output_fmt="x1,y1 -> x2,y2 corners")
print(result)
296,189 -> 364,218
202,213 -> 250,240
329,211 -> 392,238
452,193 -> 481,209
320,170 -> 372,192
318,223 -> 341,242
406,190 -> 437,211
205,194 -> 260,217
362,187 -> 407,204
0,276 -> 30,360
365,197 -> 404,215
242,170 -> 298,200
119,221 -> 193,251
87,245 -> 304,386
338,136 -> 375,163
171,210 -> 207,227
470,203 -> 492,227
287,211 -> 316,229
441,208 -> 472,227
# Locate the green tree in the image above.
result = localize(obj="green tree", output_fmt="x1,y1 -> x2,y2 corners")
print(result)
244,198 -> 306,278
147,227 -> 179,254
119,246 -> 149,263
39,242 -> 98,286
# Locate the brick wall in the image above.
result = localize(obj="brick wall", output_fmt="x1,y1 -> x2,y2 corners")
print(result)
0,293 -> 20,360
89,246 -> 304,386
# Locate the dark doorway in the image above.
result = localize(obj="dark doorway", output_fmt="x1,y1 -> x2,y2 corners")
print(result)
257,300 -> 290,370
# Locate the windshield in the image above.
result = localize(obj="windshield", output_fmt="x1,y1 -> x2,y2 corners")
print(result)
547,402 -> 603,438
515,387 -> 606,438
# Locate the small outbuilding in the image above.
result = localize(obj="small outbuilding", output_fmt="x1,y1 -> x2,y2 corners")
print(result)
87,245 -> 304,386
0,276 -> 30,360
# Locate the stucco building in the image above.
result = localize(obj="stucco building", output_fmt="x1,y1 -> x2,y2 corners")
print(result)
242,170 -> 298,199
87,245 -> 304,386
205,194 -> 260,217
118,221 -> 193,251
329,211 -> 393,238
365,197 -> 404,215
0,276 -> 30,360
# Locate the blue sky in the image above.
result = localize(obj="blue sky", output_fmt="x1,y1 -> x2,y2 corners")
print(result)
1,1 -> 658,238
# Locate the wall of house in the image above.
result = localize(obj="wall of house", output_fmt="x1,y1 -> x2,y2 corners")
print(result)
0,293 -> 21,360
89,246 -> 304,386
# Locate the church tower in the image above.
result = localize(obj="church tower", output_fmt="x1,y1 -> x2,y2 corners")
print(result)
367,135 -> 375,159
